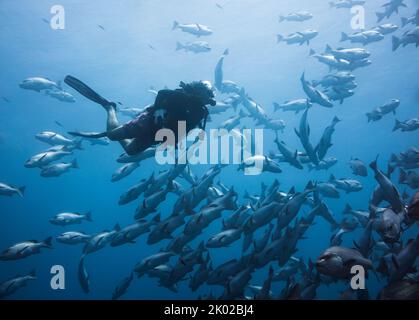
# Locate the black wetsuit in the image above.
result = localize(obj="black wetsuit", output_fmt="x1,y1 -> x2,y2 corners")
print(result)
122,89 -> 208,152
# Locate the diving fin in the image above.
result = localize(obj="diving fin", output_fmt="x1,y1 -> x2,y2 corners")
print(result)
64,75 -> 112,107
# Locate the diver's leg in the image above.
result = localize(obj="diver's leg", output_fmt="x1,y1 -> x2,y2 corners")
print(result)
104,104 -> 120,131
103,105 -> 139,153
123,139 -> 144,156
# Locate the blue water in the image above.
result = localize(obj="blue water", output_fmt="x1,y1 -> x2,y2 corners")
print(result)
0,0 -> 418,299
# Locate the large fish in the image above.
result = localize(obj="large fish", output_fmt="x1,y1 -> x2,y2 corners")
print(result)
376,0 -> 407,22
172,21 -> 212,37
279,11 -> 313,23
50,211 -> 92,226
300,73 -> 333,108
35,131 -> 78,147
325,45 -> 370,61
135,182 -> 173,220
369,157 -> 404,213
45,90 -> 75,102
273,138 -> 303,170
0,270 -> 36,298
316,246 -> 372,279
378,236 -> 419,283
393,118 -> 419,132
315,116 -> 341,160
40,159 -> 79,177
295,108 -> 319,165
56,231 -> 91,245
0,237 -> 53,261
273,99 -> 312,114
25,150 -> 72,168
119,175 -> 154,205
111,162 -> 139,182
83,224 -> 119,254
176,41 -> 211,53
341,30 -> 384,45
111,214 -> 160,246
134,251 -> 175,277
111,272 -> 133,300
329,174 -> 363,193
147,213 -> 186,244
349,158 -> 368,177
78,255 -> 90,293
19,77 -> 61,92
373,208 -> 404,244
277,29 -> 318,46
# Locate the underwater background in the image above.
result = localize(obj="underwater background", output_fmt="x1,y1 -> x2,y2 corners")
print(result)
0,0 -> 418,299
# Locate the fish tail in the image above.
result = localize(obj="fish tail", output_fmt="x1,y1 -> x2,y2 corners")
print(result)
85,211 -> 93,222
276,34 -> 284,43
72,159 -> 79,169
29,269 -> 36,278
369,155 -> 379,171
343,203 -> 352,215
176,41 -> 183,51
172,21 -> 179,30
340,32 -> 349,42
376,11 -> 385,23
392,36 -> 400,51
325,44 -> 332,53
43,236 -> 53,248
18,186 -> 26,197
393,119 -> 401,131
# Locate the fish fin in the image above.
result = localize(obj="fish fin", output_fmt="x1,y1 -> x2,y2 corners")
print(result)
85,211 -> 93,222
43,236 -> 53,248
18,186 -> 26,197
175,42 -> 183,51
340,32 -> 349,42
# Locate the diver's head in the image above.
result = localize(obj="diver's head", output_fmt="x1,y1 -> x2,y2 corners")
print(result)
180,80 -> 216,106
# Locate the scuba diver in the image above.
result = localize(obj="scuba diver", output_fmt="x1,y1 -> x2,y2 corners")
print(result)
64,75 -> 215,155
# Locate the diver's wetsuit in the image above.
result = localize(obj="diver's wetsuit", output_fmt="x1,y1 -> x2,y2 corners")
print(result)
119,89 -> 209,153
65,75 -> 210,156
